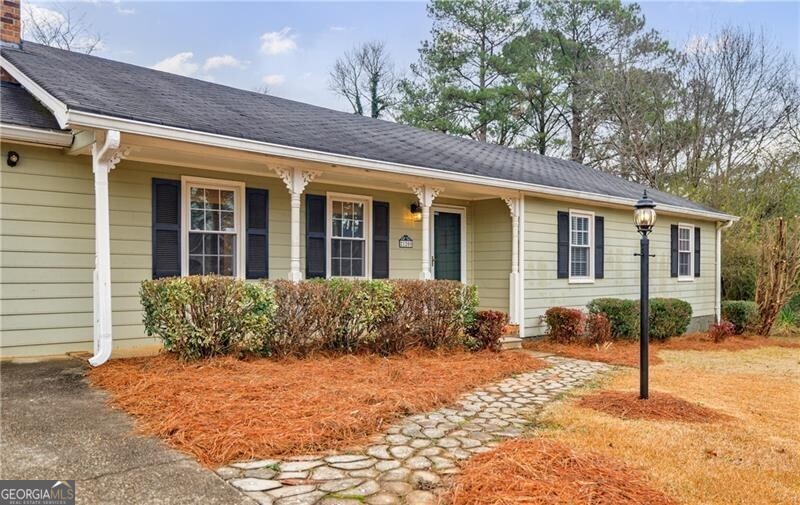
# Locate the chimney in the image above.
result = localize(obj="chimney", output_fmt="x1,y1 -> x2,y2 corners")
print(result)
1,0 -> 21,47
1,0 -> 21,83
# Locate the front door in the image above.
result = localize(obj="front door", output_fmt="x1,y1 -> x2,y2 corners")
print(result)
433,210 -> 462,281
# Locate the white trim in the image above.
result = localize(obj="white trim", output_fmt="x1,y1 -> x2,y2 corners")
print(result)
0,57 -> 69,128
430,205 -> 467,283
0,55 -> 739,223
517,194 -> 525,333
326,192 -> 372,279
715,220 -> 734,322
677,222 -> 694,282
180,176 -> 246,279
0,123 -> 73,147
568,209 -> 595,283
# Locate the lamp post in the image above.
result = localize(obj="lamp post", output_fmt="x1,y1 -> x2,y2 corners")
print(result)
633,190 -> 657,400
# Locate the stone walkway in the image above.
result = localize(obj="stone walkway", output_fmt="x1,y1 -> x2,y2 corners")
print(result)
216,356 -> 609,505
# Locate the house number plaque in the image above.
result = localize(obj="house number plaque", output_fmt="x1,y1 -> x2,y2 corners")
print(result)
398,235 -> 414,248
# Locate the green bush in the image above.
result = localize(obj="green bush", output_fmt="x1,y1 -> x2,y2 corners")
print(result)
544,307 -> 585,343
140,276 -> 274,360
721,300 -> 759,334
465,310 -> 508,352
587,298 -> 639,341
649,298 -> 693,340
141,276 -> 480,359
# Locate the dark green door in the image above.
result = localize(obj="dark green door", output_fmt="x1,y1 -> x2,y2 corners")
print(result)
433,211 -> 461,280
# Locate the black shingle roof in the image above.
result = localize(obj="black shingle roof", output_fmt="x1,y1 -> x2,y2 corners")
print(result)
1,81 -> 62,130
1,42 -> 723,215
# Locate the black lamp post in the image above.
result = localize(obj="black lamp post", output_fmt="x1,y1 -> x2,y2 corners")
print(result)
633,190 -> 657,400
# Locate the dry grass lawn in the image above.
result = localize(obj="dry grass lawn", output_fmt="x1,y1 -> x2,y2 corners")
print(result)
88,350 -> 544,467
536,345 -> 800,504
524,333 -> 800,367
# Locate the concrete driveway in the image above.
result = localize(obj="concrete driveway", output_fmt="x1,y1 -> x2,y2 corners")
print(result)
0,358 -> 252,505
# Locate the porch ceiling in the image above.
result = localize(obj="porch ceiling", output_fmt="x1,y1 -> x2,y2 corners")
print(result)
114,131 -> 509,201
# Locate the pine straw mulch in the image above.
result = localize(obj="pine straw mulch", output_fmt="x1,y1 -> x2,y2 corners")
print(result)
87,349 -> 544,467
576,390 -> 731,423
524,333 -> 800,367
447,438 -> 676,505
522,340 -> 662,367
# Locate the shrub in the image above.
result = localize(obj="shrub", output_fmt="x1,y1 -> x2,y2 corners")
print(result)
382,280 -> 478,351
587,298 -> 639,341
141,276 -> 274,360
709,320 -> 735,342
649,298 -> 693,341
721,300 -> 759,334
465,310 -> 509,352
544,307 -> 585,343
584,313 -> 612,345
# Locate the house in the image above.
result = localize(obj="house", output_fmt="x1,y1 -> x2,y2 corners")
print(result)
0,4 -> 736,364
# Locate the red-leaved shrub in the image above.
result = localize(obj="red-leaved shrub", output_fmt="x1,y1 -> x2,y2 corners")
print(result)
585,312 -> 612,345
708,320 -> 735,343
466,310 -> 509,352
545,307 -> 585,343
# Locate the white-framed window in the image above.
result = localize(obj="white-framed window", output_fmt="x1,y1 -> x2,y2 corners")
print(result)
327,193 -> 371,278
569,210 -> 593,281
678,224 -> 693,280
181,176 -> 245,278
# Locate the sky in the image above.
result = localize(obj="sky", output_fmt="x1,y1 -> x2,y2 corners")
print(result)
26,1 -> 800,112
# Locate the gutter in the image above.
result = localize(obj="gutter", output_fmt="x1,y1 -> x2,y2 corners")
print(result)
0,123 -> 73,147
715,219 -> 736,323
0,55 -> 739,223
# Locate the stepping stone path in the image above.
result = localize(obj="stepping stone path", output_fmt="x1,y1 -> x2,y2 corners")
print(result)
217,356 -> 608,505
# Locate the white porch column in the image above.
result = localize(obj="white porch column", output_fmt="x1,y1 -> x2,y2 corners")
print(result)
503,197 -> 521,325
274,167 -> 320,281
89,130 -> 129,367
410,184 -> 442,280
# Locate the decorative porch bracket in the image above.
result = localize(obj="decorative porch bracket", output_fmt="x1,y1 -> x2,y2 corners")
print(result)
274,167 -> 321,281
409,184 -> 443,280
90,130 -> 130,367
503,196 -> 522,325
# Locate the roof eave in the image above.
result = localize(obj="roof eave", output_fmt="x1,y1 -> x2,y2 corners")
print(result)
0,122 -> 73,147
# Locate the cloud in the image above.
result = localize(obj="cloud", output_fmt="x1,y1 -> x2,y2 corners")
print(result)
685,35 -> 719,55
152,52 -> 199,76
261,74 -> 286,86
329,26 -> 347,32
22,4 -> 105,52
203,55 -> 247,72
117,6 -> 135,15
22,4 -> 66,35
260,27 -> 297,55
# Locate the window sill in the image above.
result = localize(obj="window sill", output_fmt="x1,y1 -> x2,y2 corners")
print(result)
678,277 -> 695,282
568,278 -> 595,284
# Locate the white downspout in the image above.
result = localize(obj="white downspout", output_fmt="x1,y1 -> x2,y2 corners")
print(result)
715,220 -> 735,323
89,130 -> 128,366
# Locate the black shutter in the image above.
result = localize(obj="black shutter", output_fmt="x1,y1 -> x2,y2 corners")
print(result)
306,194 -> 326,278
557,211 -> 569,279
246,188 -> 269,279
372,201 -> 390,279
670,224 -> 679,278
595,215 -> 604,279
152,178 -> 181,278
694,226 -> 701,277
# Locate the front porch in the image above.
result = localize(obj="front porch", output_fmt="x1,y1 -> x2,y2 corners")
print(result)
88,129 -> 525,360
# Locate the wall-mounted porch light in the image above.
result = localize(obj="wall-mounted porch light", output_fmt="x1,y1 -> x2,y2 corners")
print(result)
409,202 -> 422,222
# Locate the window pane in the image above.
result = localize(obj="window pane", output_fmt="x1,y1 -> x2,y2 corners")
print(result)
204,234 -> 218,255
679,252 -> 690,276
189,255 -> 203,275
340,258 -> 351,277
190,187 -> 205,209
332,201 -> 342,220
204,255 -> 218,275
571,216 -> 589,246
221,211 -> 235,232
189,233 -> 203,254
571,246 -> 589,277
352,259 -> 363,277
191,209 -> 204,231
220,190 -> 234,211
220,255 -> 234,276
332,257 -> 341,276
352,202 -> 364,220
205,210 -> 220,231
206,189 -> 221,210
352,218 -> 363,239
352,240 -> 363,261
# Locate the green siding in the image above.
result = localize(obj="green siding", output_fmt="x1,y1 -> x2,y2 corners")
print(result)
522,196 -> 718,337
472,199 -> 511,312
